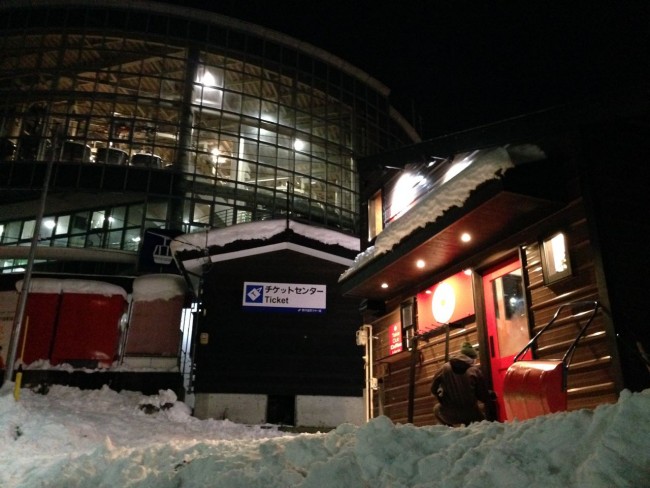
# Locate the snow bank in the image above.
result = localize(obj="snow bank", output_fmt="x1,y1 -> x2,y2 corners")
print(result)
1,383 -> 649,487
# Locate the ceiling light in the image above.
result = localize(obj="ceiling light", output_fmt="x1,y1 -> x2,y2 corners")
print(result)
416,259 -> 425,268
293,139 -> 305,151
460,232 -> 471,243
381,283 -> 388,289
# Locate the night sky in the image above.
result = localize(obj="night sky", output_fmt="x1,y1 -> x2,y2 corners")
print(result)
169,1 -> 649,139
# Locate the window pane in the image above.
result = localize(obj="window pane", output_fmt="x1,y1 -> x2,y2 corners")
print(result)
39,218 -> 55,240
127,204 -> 144,227
3,222 -> 22,244
124,229 -> 141,251
110,207 -> 127,229
71,212 -> 90,234
21,221 -> 35,240
90,211 -> 105,230
146,201 -> 168,220
55,215 -> 70,235
107,229 -> 123,249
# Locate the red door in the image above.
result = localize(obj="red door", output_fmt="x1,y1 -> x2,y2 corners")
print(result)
483,257 -> 531,421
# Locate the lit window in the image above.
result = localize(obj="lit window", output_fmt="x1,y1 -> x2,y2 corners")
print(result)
541,232 -> 572,284
368,190 -> 383,241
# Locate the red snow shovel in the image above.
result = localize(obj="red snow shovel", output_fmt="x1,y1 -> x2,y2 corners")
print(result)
503,300 -> 600,421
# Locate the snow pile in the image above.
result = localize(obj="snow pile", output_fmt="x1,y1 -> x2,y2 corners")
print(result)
1,383 -> 649,487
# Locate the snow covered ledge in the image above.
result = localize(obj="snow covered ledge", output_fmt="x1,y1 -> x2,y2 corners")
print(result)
194,393 -> 268,424
194,393 -> 364,427
295,395 -> 364,427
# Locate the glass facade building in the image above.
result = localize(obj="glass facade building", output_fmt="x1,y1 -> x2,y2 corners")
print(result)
0,0 -> 418,274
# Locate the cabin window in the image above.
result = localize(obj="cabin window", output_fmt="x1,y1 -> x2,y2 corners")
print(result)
541,232 -> 572,284
368,190 -> 383,241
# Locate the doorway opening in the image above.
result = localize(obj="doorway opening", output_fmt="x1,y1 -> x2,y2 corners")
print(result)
267,394 -> 295,426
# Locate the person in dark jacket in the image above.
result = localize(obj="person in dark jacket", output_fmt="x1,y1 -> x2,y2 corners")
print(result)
431,341 -> 494,426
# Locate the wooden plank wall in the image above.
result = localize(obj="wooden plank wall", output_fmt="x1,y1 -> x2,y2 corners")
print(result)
523,199 -> 618,411
371,308 -> 479,426
369,198 -> 619,425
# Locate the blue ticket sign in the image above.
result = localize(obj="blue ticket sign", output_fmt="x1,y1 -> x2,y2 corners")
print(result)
242,282 -> 326,313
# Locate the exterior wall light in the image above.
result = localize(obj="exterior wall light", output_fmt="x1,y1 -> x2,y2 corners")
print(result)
541,231 -> 573,284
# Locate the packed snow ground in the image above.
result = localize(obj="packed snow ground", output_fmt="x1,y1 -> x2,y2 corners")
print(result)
1,383 -> 649,488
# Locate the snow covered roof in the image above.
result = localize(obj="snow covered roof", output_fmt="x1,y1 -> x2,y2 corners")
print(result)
169,220 -> 360,292
16,278 -> 127,299
340,146 -> 516,281
170,220 -> 359,255
132,274 -> 187,301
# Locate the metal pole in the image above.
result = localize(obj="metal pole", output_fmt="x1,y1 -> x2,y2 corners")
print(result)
4,128 -> 58,385
363,324 -> 374,421
406,334 -> 420,424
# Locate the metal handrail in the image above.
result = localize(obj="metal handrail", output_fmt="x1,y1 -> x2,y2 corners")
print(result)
512,299 -> 600,389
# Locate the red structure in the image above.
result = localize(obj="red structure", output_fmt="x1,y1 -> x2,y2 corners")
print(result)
17,279 -> 62,365
50,280 -> 127,366
17,279 -> 127,367
124,274 -> 186,357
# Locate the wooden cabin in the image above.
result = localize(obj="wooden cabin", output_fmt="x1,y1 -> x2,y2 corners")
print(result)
339,90 -> 650,425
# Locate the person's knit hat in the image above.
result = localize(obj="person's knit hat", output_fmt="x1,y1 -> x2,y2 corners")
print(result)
460,341 -> 477,358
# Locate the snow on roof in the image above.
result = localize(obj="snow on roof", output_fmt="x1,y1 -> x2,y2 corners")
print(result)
16,278 -> 127,298
132,274 -> 187,301
170,219 -> 360,254
60,280 -> 127,299
15,278 -> 62,294
339,146 -> 515,281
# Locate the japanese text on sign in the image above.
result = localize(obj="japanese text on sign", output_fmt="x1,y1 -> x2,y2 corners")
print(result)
389,322 -> 403,355
242,282 -> 326,313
